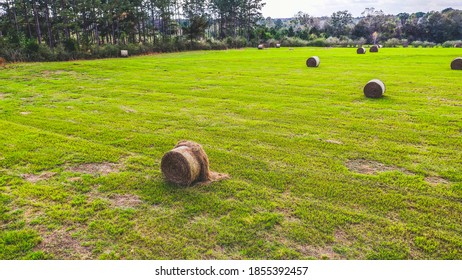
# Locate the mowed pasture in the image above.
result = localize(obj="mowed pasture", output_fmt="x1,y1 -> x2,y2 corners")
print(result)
0,47 -> 461,260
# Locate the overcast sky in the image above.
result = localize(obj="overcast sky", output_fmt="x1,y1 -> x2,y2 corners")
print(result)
262,0 -> 462,18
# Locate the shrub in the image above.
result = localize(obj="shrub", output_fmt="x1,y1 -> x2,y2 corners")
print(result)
411,41 -> 423,48
442,40 -> 462,48
384,38 -> 401,47
280,37 -> 309,47
307,38 -> 328,47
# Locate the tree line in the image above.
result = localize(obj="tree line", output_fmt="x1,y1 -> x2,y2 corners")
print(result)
262,7 -> 462,48
1,3 -> 462,62
0,0 -> 265,61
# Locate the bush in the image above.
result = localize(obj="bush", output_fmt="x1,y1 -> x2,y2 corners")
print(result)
411,41 -> 423,48
442,40 -> 462,48
422,41 -> 436,48
384,38 -> 401,47
225,36 -> 248,48
280,37 -> 309,47
307,38 -> 329,47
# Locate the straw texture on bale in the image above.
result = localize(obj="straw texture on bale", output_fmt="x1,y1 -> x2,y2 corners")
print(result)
258,44 -> 264,50
357,47 -> 366,54
364,79 -> 385,98
306,56 -> 320,67
121,50 -> 129,57
161,141 -> 230,186
370,45 -> 379,52
450,57 -> 462,70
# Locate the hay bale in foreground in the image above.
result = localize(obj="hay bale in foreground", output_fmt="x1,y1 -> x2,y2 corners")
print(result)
258,44 -> 264,50
121,50 -> 129,57
161,141 -> 229,186
357,47 -> 366,54
370,45 -> 379,52
306,56 -> 320,67
451,57 -> 462,70
364,79 -> 385,98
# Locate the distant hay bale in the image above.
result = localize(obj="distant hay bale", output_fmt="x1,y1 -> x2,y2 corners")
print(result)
276,43 -> 281,48
161,141 -> 229,186
451,57 -> 462,70
370,45 -> 379,52
357,47 -> 366,54
364,79 -> 385,98
121,50 -> 129,57
454,43 -> 461,48
0,57 -> 5,67
306,56 -> 320,67
258,44 -> 264,50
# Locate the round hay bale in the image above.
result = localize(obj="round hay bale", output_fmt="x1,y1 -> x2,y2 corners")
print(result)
364,79 -> 385,98
276,43 -> 281,48
161,141 -> 229,186
370,45 -> 379,52
0,57 -> 5,67
258,44 -> 264,50
451,57 -> 462,70
121,50 -> 129,57
306,56 -> 320,67
357,47 -> 366,54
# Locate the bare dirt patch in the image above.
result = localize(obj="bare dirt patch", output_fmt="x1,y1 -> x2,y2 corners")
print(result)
297,244 -> 343,260
107,194 -> 142,208
41,70 -> 78,77
346,159 -> 413,175
36,228 -> 92,259
66,162 -> 121,175
325,139 -> 343,145
22,172 -> 57,183
120,106 -> 137,113
425,176 -> 450,186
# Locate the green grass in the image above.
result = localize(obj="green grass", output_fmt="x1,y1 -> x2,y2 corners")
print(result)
0,47 -> 461,260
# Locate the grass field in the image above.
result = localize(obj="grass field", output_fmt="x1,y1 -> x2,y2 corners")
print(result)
0,47 -> 461,260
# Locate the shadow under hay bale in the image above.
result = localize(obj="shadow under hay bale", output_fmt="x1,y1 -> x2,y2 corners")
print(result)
306,56 -> 320,67
121,50 -> 128,57
357,47 -> 366,54
161,141 -> 230,186
451,57 -> 462,70
370,45 -> 379,52
364,79 -> 385,98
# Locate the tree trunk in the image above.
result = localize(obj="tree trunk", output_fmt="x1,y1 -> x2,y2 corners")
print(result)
33,3 -> 42,44
44,0 -> 54,48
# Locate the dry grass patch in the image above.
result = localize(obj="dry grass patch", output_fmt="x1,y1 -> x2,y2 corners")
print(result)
36,228 -> 92,259
66,162 -> 121,175
425,176 -> 450,186
22,172 -> 57,183
325,139 -> 343,145
346,159 -> 412,175
107,193 -> 143,208
297,244 -> 343,260
120,106 -> 137,113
